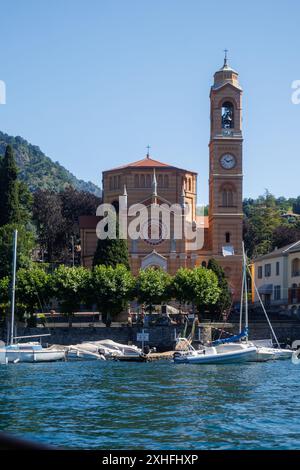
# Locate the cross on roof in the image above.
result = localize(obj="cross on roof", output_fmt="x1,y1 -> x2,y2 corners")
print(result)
146,145 -> 151,158
224,49 -> 228,66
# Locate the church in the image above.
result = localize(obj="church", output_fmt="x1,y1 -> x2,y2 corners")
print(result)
80,56 -> 244,301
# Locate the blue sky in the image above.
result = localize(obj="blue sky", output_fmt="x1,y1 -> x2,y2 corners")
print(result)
0,0 -> 299,204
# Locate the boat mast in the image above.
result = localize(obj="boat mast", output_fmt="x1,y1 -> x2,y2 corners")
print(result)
10,229 -> 18,345
242,242 -> 249,338
239,259 -> 245,334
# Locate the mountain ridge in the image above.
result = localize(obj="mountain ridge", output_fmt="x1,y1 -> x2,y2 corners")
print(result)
0,131 -> 101,196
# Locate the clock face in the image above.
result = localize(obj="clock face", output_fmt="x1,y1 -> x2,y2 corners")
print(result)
220,154 -> 236,170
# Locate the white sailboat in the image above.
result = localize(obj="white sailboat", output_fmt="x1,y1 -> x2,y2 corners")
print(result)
246,262 -> 293,361
174,242 -> 258,364
212,243 -> 292,362
0,230 -> 65,365
173,241 -> 293,365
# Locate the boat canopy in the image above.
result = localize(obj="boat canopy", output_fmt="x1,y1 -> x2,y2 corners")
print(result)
212,328 -> 249,346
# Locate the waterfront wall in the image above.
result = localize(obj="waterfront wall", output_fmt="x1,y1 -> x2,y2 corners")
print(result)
1,321 -> 300,350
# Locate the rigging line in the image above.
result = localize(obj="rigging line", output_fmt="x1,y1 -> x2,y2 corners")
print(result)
247,264 -> 281,348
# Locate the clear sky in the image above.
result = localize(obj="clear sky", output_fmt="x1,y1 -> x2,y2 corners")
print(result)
0,0 -> 299,204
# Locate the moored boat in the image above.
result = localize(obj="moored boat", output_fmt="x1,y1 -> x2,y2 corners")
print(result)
0,230 -> 66,365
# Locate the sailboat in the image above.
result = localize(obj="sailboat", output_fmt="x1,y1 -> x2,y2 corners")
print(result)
208,243 -> 292,362
174,241 -> 294,365
0,230 -> 65,364
246,257 -> 293,361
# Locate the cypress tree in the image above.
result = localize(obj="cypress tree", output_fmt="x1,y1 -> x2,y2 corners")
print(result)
0,145 -> 21,226
207,259 -> 232,315
93,221 -> 130,270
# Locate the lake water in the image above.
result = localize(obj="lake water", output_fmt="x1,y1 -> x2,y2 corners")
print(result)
0,360 -> 300,450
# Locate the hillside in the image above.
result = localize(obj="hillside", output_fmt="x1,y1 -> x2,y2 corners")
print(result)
0,131 -> 101,196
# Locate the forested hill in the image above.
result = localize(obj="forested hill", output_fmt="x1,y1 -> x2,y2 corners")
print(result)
0,131 -> 101,196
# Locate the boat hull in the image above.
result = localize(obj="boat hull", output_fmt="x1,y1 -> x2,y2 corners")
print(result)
1,348 -> 65,363
174,347 -> 257,364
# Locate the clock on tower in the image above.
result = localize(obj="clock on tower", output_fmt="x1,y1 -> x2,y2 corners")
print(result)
208,52 -> 244,298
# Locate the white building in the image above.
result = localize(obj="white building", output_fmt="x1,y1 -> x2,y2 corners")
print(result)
251,241 -> 300,317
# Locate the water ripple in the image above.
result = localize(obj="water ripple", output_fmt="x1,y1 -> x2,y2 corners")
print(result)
0,360 -> 300,449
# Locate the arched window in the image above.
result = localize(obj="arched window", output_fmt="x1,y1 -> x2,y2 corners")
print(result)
164,175 -> 169,188
292,258 -> 300,277
134,175 -> 139,188
225,232 -> 231,244
146,174 -> 151,188
158,175 -> 163,187
221,184 -> 235,207
222,101 -> 234,129
109,177 -> 113,190
113,176 -> 117,189
140,174 -> 145,188
188,178 -> 191,192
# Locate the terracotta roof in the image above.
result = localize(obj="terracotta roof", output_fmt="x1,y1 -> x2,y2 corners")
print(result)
104,156 -> 196,174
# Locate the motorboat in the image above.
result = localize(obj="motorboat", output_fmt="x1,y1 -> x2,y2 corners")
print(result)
174,339 -> 257,364
66,340 -> 144,361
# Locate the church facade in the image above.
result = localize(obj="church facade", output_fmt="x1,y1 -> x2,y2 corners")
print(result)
80,57 -> 244,301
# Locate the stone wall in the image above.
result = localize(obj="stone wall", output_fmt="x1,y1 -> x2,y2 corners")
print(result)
2,321 -> 300,351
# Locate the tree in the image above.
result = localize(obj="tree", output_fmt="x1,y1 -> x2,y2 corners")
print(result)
17,180 -> 33,226
189,267 -> 220,315
272,225 -> 300,249
172,267 -> 220,315
0,276 -> 10,321
134,268 -> 172,314
51,265 -> 90,327
60,186 -> 101,265
32,190 -> 66,263
89,265 -> 134,325
243,191 -> 283,257
93,219 -> 129,269
207,259 -> 232,314
32,188 -> 101,265
16,265 -> 51,325
293,197 -> 300,215
0,224 -> 35,279
171,268 -> 196,307
0,145 -> 21,226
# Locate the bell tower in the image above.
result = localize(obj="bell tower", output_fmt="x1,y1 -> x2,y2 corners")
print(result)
208,52 -> 243,299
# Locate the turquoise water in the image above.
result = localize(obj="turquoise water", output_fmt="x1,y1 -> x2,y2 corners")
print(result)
0,360 -> 300,450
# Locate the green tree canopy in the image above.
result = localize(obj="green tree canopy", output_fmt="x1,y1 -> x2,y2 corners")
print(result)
0,224 -> 35,279
0,276 -> 10,320
134,268 -> 172,313
207,259 -> 232,314
89,264 -> 134,323
93,216 -> 129,270
172,267 -> 220,315
0,145 -> 21,226
51,265 -> 90,326
16,265 -> 51,321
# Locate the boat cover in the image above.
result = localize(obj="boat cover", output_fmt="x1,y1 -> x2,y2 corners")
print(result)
212,327 -> 249,346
